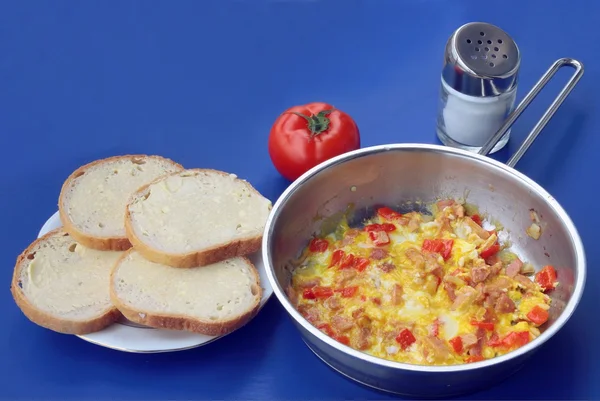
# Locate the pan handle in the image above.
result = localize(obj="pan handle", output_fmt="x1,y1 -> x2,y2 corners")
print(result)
478,58 -> 584,168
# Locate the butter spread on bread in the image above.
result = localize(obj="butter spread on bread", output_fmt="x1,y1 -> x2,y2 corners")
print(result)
125,169 -> 272,268
59,155 -> 183,251
110,250 -> 262,336
11,229 -> 122,334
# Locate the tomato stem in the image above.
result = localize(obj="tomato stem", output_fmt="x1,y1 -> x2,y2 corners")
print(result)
286,109 -> 335,137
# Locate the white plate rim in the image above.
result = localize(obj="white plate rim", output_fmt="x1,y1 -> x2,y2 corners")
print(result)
38,211 -> 273,353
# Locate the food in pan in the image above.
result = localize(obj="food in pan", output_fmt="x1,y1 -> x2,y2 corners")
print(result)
288,199 -> 557,366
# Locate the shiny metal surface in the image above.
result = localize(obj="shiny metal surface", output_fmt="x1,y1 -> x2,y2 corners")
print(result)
262,144 -> 586,397
478,58 -> 584,165
442,22 -> 520,96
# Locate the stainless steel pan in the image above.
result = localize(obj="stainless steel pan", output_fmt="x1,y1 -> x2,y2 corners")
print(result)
262,59 -> 586,397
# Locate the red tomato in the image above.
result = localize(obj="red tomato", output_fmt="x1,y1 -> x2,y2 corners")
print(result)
268,102 -> 360,181
395,329 -> 416,350
527,305 -> 549,325
535,265 -> 557,292
470,214 -> 483,226
317,323 -> 335,337
500,331 -> 530,348
337,286 -> 358,298
339,253 -> 356,269
377,207 -> 403,221
329,249 -> 345,267
309,238 -> 329,253
364,223 -> 396,232
355,257 -> 370,272
369,230 -> 390,246
470,320 -> 495,331
465,355 -> 485,363
487,332 -> 502,347
335,335 -> 350,346
479,243 -> 501,259
303,286 -> 333,300
422,239 -> 454,261
449,336 -> 463,353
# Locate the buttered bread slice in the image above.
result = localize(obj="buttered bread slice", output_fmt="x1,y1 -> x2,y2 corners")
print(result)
59,155 -> 183,251
11,229 -> 123,334
125,169 -> 272,268
110,250 -> 262,336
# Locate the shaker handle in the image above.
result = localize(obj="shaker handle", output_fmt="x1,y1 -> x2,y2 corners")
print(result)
478,58 -> 584,168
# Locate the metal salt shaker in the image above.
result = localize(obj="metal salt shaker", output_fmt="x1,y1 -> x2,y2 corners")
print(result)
436,22 -> 520,153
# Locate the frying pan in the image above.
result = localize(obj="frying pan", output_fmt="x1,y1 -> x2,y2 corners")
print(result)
262,58 -> 586,397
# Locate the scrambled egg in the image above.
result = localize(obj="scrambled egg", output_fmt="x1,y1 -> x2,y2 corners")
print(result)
289,200 -> 555,366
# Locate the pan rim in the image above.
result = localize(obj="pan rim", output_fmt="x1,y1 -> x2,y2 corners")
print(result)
262,143 -> 586,373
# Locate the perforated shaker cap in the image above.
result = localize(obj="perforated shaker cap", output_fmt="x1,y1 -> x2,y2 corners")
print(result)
442,22 -> 520,97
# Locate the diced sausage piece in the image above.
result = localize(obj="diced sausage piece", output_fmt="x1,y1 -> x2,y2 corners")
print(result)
423,335 -> 450,362
451,286 -> 478,311
474,283 -> 485,304
452,203 -> 465,218
395,215 -> 411,226
297,305 -> 320,324
485,254 -> 501,266
331,315 -> 354,332
483,291 -> 501,309
405,248 -> 425,269
424,252 -> 442,273
515,274 -> 537,290
370,248 -> 388,260
356,327 -> 371,350
468,327 -> 486,356
437,199 -> 455,210
356,315 -> 372,329
506,258 -> 524,278
391,284 -> 404,305
489,261 -> 503,276
484,276 -> 511,293
341,229 -> 360,246
444,282 -> 457,301
494,293 -> 516,313
465,217 -> 490,240
471,266 -> 491,284
297,277 -> 321,288
461,333 -> 479,348
406,212 -> 422,232
435,214 -> 452,233
324,295 -> 342,310
351,307 -> 365,319
335,269 -> 357,286
424,275 -> 441,295
379,262 -> 396,273
483,307 -> 498,323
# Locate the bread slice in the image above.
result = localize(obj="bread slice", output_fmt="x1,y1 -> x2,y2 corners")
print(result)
125,169 -> 272,268
11,229 -> 123,335
110,250 -> 262,336
59,155 -> 183,251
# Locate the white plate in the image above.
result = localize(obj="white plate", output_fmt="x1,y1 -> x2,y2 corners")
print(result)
38,211 -> 273,353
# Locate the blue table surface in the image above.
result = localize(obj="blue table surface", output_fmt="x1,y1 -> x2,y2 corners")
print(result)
1,1 -> 599,400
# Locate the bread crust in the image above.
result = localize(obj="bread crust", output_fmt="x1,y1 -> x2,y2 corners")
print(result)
10,228 -> 121,335
109,250 -> 263,337
58,155 -> 184,252
125,168 -> 270,268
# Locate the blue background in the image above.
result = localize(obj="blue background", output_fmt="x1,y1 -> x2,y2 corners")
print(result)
1,0 -> 598,399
